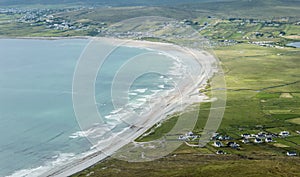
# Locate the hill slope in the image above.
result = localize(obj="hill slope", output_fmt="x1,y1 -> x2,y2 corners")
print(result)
0,0 -> 229,6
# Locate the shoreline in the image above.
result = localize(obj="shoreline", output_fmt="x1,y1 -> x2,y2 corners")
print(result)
0,36 -> 91,40
5,37 -> 216,177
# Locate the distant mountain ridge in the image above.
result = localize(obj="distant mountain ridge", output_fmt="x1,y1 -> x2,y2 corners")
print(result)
0,0 -> 230,6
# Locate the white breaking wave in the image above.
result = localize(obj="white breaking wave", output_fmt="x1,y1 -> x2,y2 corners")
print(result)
6,153 -> 76,177
106,112 -> 130,122
136,98 -> 147,102
69,128 -> 99,139
128,92 -> 138,96
70,124 -> 116,140
127,100 -> 145,109
110,108 -> 123,114
158,84 -> 165,89
134,88 -> 148,93
151,90 -> 161,94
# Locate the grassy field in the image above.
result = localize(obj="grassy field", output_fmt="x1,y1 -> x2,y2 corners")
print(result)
1,0 -> 300,38
200,20 -> 300,41
287,118 -> 300,125
72,43 -> 300,176
73,155 -> 300,177
52,0 -> 300,23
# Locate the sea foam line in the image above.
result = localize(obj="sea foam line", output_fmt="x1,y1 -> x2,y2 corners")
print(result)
6,153 -> 76,177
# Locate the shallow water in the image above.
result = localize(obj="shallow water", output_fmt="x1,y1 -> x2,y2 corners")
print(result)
0,39 -> 182,177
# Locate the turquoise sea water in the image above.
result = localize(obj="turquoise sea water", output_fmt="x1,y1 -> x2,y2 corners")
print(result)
0,39 -> 179,177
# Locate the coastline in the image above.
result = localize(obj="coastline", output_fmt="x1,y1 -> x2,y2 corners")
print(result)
5,37 -> 216,177
0,36 -> 91,40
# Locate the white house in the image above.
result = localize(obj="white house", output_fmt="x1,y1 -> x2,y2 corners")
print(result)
254,138 -> 263,143
213,141 -> 224,147
242,139 -> 250,144
216,150 -> 226,155
279,131 -> 290,137
265,137 -> 273,143
186,131 -> 194,137
241,133 -> 251,139
178,135 -> 187,140
256,132 -> 266,138
212,132 -> 219,139
287,152 -> 297,156
227,142 -> 240,148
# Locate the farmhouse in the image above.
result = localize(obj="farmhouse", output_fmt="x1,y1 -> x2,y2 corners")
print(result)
242,139 -> 250,144
227,142 -> 240,148
279,131 -> 290,137
213,141 -> 224,147
265,137 -> 273,143
216,150 -> 226,155
254,138 -> 263,143
287,152 -> 297,156
241,133 -> 251,139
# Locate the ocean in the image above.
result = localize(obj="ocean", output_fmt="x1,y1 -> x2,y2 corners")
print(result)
0,38 -> 184,177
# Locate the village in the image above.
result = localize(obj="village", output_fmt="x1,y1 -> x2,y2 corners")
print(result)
0,7 -> 100,32
178,130 -> 299,157
1,6 -> 299,49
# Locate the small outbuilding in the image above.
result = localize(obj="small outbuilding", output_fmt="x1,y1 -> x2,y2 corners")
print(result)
287,152 -> 297,156
241,133 -> 251,139
279,131 -> 290,137
265,137 -> 273,143
242,139 -> 250,144
213,141 -> 224,147
254,138 -> 263,143
216,150 -> 226,155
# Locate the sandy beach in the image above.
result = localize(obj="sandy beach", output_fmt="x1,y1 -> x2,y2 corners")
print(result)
40,37 -> 217,177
